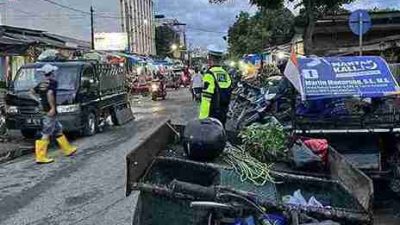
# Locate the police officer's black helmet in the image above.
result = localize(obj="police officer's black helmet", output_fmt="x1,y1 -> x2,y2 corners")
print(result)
183,118 -> 227,161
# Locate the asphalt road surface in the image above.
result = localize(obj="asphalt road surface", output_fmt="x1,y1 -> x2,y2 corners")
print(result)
0,88 -> 197,225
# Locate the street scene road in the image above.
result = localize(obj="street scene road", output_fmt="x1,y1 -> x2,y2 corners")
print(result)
0,89 -> 196,225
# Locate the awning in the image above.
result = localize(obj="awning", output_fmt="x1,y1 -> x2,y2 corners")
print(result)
116,53 -> 144,64
0,36 -> 32,55
284,56 -> 400,100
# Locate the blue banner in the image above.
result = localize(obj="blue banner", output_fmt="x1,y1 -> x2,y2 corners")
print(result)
243,54 -> 262,65
297,56 -> 400,100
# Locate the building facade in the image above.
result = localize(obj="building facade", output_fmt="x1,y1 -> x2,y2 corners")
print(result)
155,17 -> 187,59
120,0 -> 156,55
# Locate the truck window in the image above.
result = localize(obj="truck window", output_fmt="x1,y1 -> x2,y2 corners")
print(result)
81,66 -> 98,95
14,66 -> 79,92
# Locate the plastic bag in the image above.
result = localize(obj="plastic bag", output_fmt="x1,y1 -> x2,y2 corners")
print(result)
303,138 -> 329,165
286,189 -> 307,206
290,140 -> 324,170
308,196 -> 324,208
283,190 -> 325,208
260,214 -> 287,225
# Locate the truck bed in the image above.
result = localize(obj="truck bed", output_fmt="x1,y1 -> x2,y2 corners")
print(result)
96,63 -> 125,96
126,119 -> 374,224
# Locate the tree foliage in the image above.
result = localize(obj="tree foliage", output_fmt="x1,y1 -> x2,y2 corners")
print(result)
228,8 -> 294,57
210,0 -> 358,54
155,25 -> 179,57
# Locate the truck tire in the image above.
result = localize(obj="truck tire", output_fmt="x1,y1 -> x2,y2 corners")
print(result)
21,129 -> 38,139
151,94 -> 157,101
82,112 -> 97,136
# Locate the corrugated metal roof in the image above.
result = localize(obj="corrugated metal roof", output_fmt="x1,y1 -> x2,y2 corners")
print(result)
0,25 -> 89,50
0,36 -> 28,45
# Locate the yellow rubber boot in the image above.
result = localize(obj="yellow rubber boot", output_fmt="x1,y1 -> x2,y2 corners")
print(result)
56,135 -> 77,156
35,139 -> 54,164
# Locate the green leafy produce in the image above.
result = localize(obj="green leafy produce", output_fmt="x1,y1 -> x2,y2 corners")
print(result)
239,123 -> 287,162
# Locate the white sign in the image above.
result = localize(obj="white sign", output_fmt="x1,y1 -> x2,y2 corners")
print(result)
94,33 -> 128,51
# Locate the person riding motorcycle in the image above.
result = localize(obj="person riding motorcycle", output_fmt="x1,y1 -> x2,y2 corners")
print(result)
154,71 -> 166,90
199,51 -> 232,126
150,70 -> 167,100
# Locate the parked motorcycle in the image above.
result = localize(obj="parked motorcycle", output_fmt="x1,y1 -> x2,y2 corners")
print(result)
228,76 -> 292,130
235,91 -> 277,129
228,81 -> 262,120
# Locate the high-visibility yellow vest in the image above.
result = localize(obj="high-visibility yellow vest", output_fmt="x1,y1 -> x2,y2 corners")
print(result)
199,66 -> 232,119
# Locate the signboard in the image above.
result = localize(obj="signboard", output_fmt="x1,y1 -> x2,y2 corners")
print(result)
349,10 -> 372,36
349,10 -> 372,55
94,33 -> 128,51
294,56 -> 400,100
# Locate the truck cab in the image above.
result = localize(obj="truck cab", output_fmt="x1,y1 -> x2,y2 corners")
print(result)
5,61 -> 131,138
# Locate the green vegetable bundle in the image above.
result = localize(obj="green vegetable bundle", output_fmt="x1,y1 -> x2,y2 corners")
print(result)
239,123 -> 287,162
224,145 -> 275,186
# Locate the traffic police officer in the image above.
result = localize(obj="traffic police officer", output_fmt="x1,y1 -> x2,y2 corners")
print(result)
199,50 -> 232,126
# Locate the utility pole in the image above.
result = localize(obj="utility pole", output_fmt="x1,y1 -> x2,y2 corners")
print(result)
120,0 -> 125,33
129,1 -> 134,53
90,6 -> 95,50
125,0 -> 131,52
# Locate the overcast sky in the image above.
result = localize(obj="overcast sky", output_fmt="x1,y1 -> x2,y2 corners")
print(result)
4,0 -> 400,51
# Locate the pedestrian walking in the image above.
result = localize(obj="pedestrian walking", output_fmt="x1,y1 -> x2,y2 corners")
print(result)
191,67 -> 203,102
31,64 -> 77,164
199,50 -> 232,126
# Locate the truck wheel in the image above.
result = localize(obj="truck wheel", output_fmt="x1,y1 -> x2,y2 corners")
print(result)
151,94 -> 157,101
21,129 -> 38,139
83,112 -> 97,136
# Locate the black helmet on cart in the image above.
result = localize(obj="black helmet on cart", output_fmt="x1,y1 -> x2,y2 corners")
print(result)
183,118 -> 227,161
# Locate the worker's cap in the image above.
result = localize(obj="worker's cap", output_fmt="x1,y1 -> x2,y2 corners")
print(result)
38,64 -> 58,75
